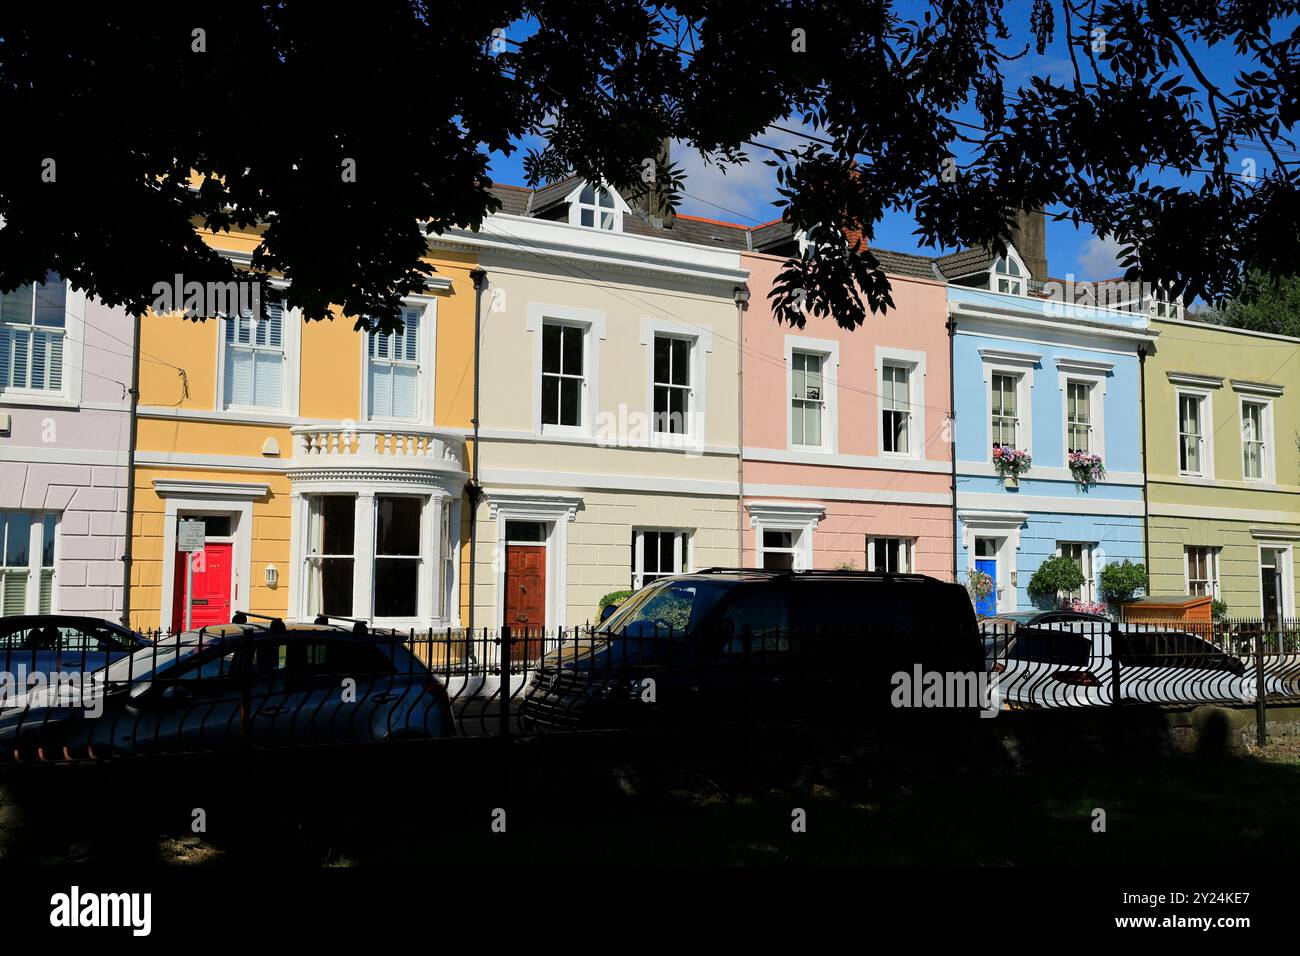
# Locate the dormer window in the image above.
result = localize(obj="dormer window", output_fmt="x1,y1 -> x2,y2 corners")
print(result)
992,256 -> 1024,295
1144,287 -> 1184,320
571,184 -> 619,230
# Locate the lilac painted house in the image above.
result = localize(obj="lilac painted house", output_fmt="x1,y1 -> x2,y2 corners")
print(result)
0,274 -> 133,620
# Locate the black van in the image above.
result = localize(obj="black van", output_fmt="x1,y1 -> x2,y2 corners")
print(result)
519,568 -> 983,732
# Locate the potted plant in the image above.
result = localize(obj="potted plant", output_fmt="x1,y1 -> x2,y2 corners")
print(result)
1068,451 -> 1106,489
1026,555 -> 1087,610
966,568 -> 995,611
992,444 -> 1032,488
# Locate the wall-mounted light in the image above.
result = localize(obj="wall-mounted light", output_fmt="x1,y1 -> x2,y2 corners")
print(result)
265,564 -> 279,588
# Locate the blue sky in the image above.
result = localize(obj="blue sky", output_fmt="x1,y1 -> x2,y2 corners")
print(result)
485,2 -> 1285,281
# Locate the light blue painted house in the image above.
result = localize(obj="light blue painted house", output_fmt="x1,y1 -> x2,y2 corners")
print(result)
942,217 -> 1161,614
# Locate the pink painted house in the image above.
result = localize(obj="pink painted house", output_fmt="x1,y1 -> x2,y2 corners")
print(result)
0,276 -> 134,619
740,247 -> 954,579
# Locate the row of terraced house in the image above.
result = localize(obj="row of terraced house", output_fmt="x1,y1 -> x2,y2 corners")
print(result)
2,179 -> 1297,634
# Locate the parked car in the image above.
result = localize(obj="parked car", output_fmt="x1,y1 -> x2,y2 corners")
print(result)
520,568 -> 984,733
978,610 -> 1109,666
0,616 -> 152,703
0,615 -> 455,760
989,620 -> 1259,708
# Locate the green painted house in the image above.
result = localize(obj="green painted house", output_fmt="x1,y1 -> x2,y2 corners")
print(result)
1143,316 -> 1300,621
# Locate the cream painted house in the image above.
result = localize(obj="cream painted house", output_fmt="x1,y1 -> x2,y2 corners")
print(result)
441,184 -> 749,629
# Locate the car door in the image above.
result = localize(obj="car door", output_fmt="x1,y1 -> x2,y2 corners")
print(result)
117,645 -> 247,755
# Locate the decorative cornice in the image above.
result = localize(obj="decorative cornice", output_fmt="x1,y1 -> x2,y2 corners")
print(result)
744,500 -> 827,529
152,478 -> 269,500
1250,526 -> 1300,541
286,467 -> 467,488
1055,357 -> 1115,375
485,490 -> 584,521
1230,379 -> 1285,397
978,347 -> 1043,367
1166,371 -> 1224,389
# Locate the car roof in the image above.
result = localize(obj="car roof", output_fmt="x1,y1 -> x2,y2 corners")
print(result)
686,569 -> 957,586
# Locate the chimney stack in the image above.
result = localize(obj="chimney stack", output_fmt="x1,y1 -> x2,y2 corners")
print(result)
1009,208 -> 1048,284
629,138 -> 674,229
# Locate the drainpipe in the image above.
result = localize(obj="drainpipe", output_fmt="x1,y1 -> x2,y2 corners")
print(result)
1139,344 -> 1151,574
734,286 -> 749,565
119,310 -> 142,629
466,268 -> 488,634
947,314 -> 959,583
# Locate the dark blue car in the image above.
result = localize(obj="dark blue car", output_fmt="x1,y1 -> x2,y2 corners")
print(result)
0,616 -> 151,704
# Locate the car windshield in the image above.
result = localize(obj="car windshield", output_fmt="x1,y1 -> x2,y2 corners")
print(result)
97,637 -> 214,683
600,579 -> 734,637
979,613 -> 1038,631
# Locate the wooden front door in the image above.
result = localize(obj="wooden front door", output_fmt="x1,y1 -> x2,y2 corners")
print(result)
172,543 -> 234,633
504,544 -> 546,662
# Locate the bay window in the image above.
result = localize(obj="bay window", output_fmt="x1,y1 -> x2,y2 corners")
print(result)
374,496 -> 421,619
305,496 -> 355,618
301,492 -> 457,625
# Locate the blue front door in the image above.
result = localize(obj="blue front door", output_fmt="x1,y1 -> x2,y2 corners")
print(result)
974,557 -> 998,616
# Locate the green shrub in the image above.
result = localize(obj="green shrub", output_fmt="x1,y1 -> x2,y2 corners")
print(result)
599,589 -> 634,611
1212,598 -> 1229,621
1099,560 -> 1148,606
1027,556 -> 1086,601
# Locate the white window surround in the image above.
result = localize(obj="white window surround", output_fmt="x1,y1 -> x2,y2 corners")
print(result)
486,491 -> 583,630
959,510 -> 1028,614
989,247 -> 1029,295
639,318 -> 712,449
526,303 -> 606,439
1183,545 -> 1221,600
1257,542 -> 1296,619
564,181 -> 631,232
980,349 -> 1039,455
875,346 -> 926,459
0,282 -> 88,408
632,528 -> 692,590
1175,386 -> 1215,479
785,336 -> 840,455
213,286 -> 302,416
1055,541 -> 1101,603
1238,394 -> 1275,484
866,536 -> 914,573
747,501 -> 825,571
359,297 -> 438,424
153,479 -> 265,634
1056,358 -> 1112,463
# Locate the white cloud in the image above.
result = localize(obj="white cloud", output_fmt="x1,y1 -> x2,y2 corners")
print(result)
1075,233 -> 1125,280
672,119 -> 816,225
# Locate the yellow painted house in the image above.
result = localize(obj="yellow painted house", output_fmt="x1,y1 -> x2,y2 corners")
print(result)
128,225 -> 478,633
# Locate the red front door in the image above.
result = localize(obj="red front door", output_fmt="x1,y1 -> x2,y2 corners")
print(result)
504,544 -> 545,662
172,543 -> 234,633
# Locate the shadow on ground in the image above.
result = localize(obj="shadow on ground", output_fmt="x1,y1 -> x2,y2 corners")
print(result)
2,720 -> 1299,866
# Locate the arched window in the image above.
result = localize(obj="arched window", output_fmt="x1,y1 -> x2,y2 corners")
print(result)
992,256 -> 1024,295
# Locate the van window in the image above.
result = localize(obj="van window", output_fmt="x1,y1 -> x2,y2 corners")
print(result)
790,580 -> 975,638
